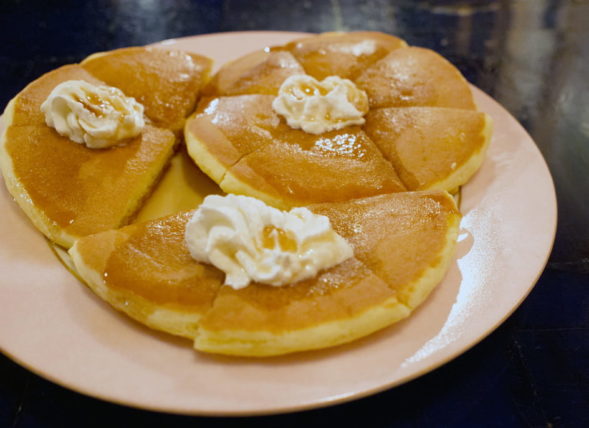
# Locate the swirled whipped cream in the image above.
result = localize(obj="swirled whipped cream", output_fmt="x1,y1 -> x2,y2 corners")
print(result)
41,80 -> 145,149
184,194 -> 354,289
272,74 -> 369,134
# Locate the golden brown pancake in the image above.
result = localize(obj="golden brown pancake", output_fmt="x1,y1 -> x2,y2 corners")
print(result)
5,65 -> 104,127
69,191 -> 460,356
1,45 -> 213,247
70,212 -> 223,338
1,123 -> 175,248
309,191 -> 460,309
185,94 -> 405,208
354,47 -> 477,110
184,95 -> 283,183
203,49 -> 305,97
186,32 -> 489,202
4,33 -> 480,358
364,107 -> 493,191
82,46 -> 212,131
286,31 -> 407,80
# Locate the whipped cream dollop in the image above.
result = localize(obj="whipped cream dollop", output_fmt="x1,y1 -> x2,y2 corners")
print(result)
41,80 -> 145,149
184,194 -> 354,289
272,74 -> 369,134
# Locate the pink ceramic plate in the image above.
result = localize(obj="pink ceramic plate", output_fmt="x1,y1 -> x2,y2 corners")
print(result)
0,32 -> 556,416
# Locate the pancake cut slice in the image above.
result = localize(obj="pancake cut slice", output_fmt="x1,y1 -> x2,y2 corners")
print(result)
81,46 -> 213,131
0,64 -> 176,248
1,124 -> 175,248
309,191 -> 461,309
203,49 -> 305,97
69,212 -> 224,338
364,107 -> 492,191
285,31 -> 407,80
197,258 -> 405,356
185,94 -> 405,209
354,47 -> 477,110
5,65 -> 104,127
69,191 -> 460,357
221,130 -> 405,209
184,95 -> 282,183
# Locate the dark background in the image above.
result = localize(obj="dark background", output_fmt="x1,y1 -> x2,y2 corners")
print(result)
1,0 -> 588,426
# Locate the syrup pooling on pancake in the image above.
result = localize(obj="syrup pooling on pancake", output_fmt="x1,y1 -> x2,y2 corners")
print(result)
184,194 -> 353,288
41,80 -> 145,149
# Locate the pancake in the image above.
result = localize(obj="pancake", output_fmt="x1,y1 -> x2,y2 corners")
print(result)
185,94 -> 405,208
81,46 -> 212,131
354,47 -> 477,110
1,123 -> 175,248
184,95 -> 282,183
6,33 -> 478,358
186,32 -> 489,207
285,31 -> 407,80
1,46 -> 213,247
364,107 -> 493,191
69,212 -> 223,338
203,49 -> 305,97
308,191 -> 461,309
5,65 -> 104,127
69,191 -> 460,356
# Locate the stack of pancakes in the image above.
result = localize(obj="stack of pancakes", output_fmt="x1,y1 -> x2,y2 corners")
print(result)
1,32 -> 491,356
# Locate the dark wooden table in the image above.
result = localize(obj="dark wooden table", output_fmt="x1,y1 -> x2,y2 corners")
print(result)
1,1 -> 587,426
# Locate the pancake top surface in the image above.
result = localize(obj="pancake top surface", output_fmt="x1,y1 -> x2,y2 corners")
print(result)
364,107 -> 491,190
72,191 -> 459,339
100,211 -> 223,309
185,31 -> 489,207
204,49 -> 305,97
286,31 -> 407,80
189,95 -> 283,163
1,46 -> 213,246
82,46 -> 213,130
9,65 -> 104,127
354,47 -> 477,110
188,94 -> 406,206
309,192 -> 460,303
5,123 -> 175,239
